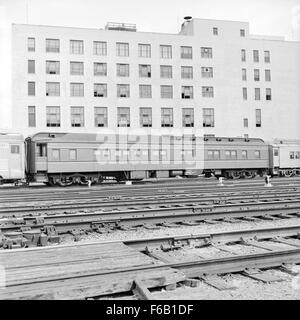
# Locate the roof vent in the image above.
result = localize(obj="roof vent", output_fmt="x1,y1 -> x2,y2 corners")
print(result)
105,22 -> 137,32
184,16 -> 192,21
48,134 -> 56,138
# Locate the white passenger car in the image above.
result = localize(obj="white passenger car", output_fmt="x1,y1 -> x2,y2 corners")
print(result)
0,133 -> 25,184
270,140 -> 300,176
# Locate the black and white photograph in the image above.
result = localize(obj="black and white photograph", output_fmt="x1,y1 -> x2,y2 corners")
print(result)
0,0 -> 300,308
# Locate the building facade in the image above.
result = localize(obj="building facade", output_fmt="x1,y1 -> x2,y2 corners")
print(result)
11,18 -> 300,142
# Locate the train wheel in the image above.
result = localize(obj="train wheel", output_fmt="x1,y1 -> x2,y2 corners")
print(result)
230,171 -> 241,180
57,177 -> 73,187
283,169 -> 294,177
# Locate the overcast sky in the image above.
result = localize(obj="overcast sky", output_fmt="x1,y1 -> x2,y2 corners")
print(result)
0,0 -> 300,39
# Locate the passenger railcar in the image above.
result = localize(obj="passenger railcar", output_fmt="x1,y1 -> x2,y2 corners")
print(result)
269,140 -> 300,177
203,137 -> 269,179
0,133 -> 25,184
26,132 -> 204,186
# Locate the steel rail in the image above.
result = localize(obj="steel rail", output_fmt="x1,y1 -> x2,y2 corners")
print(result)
1,189 -> 300,215
1,198 -> 300,234
0,186 -> 299,208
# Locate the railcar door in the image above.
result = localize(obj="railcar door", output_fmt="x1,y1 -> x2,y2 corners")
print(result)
273,147 -> 280,167
35,143 -> 48,171
9,144 -> 23,179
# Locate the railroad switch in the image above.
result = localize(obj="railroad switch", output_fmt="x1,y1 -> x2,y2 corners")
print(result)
43,226 -> 60,243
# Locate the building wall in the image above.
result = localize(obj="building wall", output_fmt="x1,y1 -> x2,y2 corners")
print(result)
11,18 -> 300,142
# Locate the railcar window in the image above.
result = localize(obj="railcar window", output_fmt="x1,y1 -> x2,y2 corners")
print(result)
11,145 -> 20,154
274,149 -> 279,156
290,152 -> 295,159
208,150 -> 220,160
36,144 -> 47,157
242,150 -> 247,159
254,150 -> 261,159
69,149 -> 77,160
296,152 -> 300,159
52,149 -> 60,161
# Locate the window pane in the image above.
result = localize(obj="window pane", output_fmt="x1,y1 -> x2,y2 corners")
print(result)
139,108 -> 152,127
28,60 -> 35,74
46,106 -> 60,127
94,107 -> 108,127
93,41 -> 107,55
71,107 -> 84,127
70,40 -> 84,54
28,106 -> 36,127
46,39 -> 59,53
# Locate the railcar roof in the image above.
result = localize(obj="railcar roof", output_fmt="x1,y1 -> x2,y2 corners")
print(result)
0,133 -> 24,141
28,133 -> 265,145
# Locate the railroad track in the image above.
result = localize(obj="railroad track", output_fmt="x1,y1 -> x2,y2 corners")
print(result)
1,197 -> 300,248
0,176 -> 300,201
2,224 -> 300,299
1,188 -> 300,215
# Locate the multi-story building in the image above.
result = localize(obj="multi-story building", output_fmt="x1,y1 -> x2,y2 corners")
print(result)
10,18 -> 300,141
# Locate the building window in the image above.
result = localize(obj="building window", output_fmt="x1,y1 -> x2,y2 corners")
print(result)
93,62 -> 107,77
242,68 -> 247,81
241,150 -> 248,159
255,88 -> 261,100
180,46 -> 192,59
46,82 -> 60,96
213,27 -> 218,36
28,60 -> 35,74
46,39 -> 60,53
207,150 -> 220,160
160,45 -> 172,59
266,88 -> 272,100
160,65 -> 172,78
28,106 -> 36,127
181,66 -> 193,79
93,41 -> 107,55
139,85 -> 152,98
254,150 -> 261,159
70,83 -> 84,97
202,67 -> 213,78
117,107 -> 130,127
225,150 -> 237,160
240,29 -> 245,37
139,64 -> 151,77
202,86 -> 214,98
182,86 -> 193,99
71,107 -> 84,127
255,109 -> 261,127
28,82 -> 35,96
160,85 -> 173,99
243,118 -> 248,128
117,64 -> 129,77
254,69 -> 260,81
140,107 -> 152,127
46,106 -> 60,127
28,37 -> 35,52
116,42 -> 129,57
46,61 -> 60,74
94,63 -> 107,76
94,83 -> 107,97
182,108 -> 194,127
241,49 -> 246,62
70,62 -> 84,75
264,51 -> 270,63
201,47 -> 213,58
117,84 -> 130,98
265,69 -> 271,82
138,44 -> 151,58
70,40 -> 84,54
253,50 -> 259,62
10,145 -> 20,154
161,108 -> 173,127
203,108 -> 214,127
242,87 -> 247,100
94,107 -> 108,127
